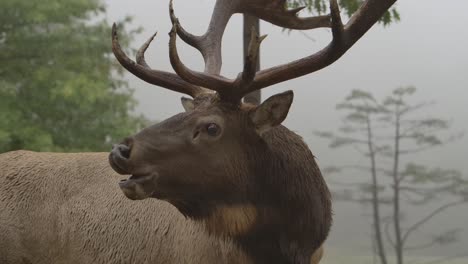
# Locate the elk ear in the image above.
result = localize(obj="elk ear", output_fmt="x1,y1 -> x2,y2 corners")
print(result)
181,97 -> 195,112
250,91 -> 294,135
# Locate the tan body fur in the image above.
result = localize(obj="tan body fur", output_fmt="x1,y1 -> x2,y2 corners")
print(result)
0,151 -> 323,264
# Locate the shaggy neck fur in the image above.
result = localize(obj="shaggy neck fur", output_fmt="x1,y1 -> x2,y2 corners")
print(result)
199,125 -> 332,264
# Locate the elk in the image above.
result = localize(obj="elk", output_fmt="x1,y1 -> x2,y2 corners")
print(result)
0,0 -> 397,263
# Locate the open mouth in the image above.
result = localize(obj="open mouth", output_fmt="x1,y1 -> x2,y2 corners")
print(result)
119,173 -> 152,186
122,174 -> 147,181
118,173 -> 158,200
108,151 -> 159,200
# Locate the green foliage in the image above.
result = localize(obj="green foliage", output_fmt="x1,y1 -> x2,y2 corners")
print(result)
287,0 -> 400,26
0,0 -> 146,153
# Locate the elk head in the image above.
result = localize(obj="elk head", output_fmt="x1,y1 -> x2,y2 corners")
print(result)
110,91 -> 294,209
109,0 -> 397,261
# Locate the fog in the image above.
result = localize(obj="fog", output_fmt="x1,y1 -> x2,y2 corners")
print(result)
105,0 -> 468,261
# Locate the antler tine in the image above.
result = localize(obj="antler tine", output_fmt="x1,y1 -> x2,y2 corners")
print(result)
169,0 -> 237,75
168,13 -> 270,101
111,23 -> 203,97
235,27 -> 267,92
263,12 -> 330,31
135,32 -> 158,68
169,0 -> 203,52
241,0 -> 331,30
168,22 -> 235,93
237,0 -> 397,97
329,0 -> 344,40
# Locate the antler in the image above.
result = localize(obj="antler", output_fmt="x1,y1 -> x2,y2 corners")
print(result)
112,0 -> 397,102
112,24 -> 204,97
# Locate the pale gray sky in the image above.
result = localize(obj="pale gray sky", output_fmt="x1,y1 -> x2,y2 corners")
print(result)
104,0 -> 468,259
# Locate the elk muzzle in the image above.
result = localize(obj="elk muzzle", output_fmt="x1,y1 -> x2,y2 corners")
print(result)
109,142 -> 158,200
109,143 -> 132,174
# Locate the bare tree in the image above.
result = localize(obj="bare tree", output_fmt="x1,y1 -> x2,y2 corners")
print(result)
317,87 -> 468,264
317,89 -> 389,264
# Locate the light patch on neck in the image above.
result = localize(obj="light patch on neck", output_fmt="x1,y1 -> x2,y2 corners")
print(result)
204,204 -> 258,237
310,245 -> 324,264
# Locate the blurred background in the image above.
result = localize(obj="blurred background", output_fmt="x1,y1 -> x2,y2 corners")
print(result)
1,0 -> 467,263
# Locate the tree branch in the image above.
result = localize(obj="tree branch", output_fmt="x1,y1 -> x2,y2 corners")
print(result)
402,200 -> 465,244
403,240 -> 437,251
399,102 -> 432,116
399,185 -> 458,196
399,146 -> 441,155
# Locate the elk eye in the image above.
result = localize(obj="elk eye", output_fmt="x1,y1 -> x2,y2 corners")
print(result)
206,123 -> 219,136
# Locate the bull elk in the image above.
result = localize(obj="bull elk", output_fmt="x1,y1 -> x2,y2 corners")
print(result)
0,0 -> 397,263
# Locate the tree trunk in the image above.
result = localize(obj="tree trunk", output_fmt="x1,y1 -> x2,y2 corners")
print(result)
366,116 -> 388,264
392,108 -> 404,264
242,14 -> 261,105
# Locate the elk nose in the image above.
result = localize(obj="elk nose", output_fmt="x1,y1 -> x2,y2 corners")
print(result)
112,144 -> 131,160
109,143 -> 133,175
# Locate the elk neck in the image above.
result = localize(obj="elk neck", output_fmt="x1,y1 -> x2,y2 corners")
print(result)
204,125 -> 332,264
